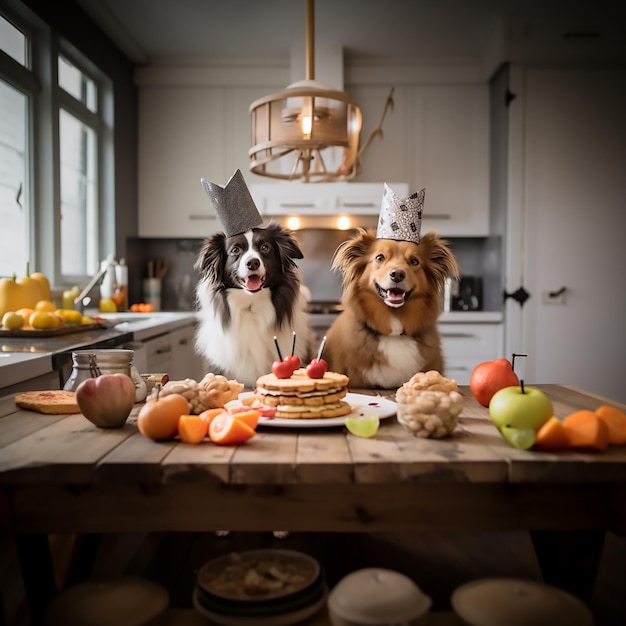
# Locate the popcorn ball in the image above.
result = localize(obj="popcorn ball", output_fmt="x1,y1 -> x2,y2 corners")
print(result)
396,370 -> 463,438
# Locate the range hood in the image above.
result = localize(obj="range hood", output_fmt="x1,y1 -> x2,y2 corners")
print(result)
249,181 -> 408,230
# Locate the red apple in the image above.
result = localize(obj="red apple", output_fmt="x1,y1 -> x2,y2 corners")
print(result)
306,358 -> 328,379
470,357 -> 520,407
76,373 -> 136,428
272,359 -> 294,379
286,354 -> 301,371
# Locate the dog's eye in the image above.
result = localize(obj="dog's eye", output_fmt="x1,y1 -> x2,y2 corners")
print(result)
410,257 -> 420,266
375,254 -> 385,262
260,243 -> 271,254
229,245 -> 241,255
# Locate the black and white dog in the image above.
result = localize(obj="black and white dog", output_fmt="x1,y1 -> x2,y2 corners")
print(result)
194,224 -> 312,389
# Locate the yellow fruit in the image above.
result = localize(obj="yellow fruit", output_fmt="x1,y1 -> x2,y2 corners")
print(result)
99,298 -> 117,313
81,316 -> 94,325
15,308 -> 34,327
35,300 -> 56,313
2,312 -> 25,330
55,308 -> 83,324
30,311 -> 61,330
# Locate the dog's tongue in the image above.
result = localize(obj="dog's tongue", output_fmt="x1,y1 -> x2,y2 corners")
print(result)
386,288 -> 405,303
243,275 -> 264,292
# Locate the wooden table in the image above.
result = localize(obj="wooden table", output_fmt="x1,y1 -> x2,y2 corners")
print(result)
2,384 -> 626,623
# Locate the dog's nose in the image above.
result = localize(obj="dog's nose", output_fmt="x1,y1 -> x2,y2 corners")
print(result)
389,269 -> 406,283
247,258 -> 260,271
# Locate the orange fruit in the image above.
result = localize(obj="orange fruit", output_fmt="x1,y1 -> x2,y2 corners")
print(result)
35,300 -> 56,312
178,414 -> 208,444
16,308 -> 34,327
198,408 -> 227,427
137,394 -> 190,440
209,412 -> 256,445
232,409 -> 260,430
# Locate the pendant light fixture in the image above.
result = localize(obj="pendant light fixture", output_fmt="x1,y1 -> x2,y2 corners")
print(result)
249,0 -> 390,183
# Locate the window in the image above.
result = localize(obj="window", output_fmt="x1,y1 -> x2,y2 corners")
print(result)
0,3 -> 114,287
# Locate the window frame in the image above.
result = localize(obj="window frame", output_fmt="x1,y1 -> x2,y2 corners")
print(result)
0,1 -> 115,290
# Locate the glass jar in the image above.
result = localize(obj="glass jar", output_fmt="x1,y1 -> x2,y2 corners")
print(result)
64,349 -> 147,401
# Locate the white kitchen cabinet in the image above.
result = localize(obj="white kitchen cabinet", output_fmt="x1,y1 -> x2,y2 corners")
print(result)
349,84 -> 490,236
439,322 -> 503,384
249,182 -> 408,216
138,85 -> 275,238
169,324 -> 206,381
139,324 -> 206,381
138,87 -> 223,238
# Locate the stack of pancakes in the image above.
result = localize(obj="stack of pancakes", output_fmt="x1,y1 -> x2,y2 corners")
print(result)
254,368 -> 351,419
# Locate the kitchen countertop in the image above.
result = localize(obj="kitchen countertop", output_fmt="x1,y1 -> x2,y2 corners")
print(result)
0,312 -> 198,390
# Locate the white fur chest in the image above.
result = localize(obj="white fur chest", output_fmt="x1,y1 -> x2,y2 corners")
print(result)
195,286 -> 310,388
361,334 -> 426,388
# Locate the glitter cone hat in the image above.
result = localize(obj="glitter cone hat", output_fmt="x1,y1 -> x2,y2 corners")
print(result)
376,184 -> 425,244
200,169 -> 263,237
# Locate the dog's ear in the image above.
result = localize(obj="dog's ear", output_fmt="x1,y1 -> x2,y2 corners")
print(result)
419,232 -> 460,289
332,228 -> 376,285
194,233 -> 227,284
269,224 -> 304,261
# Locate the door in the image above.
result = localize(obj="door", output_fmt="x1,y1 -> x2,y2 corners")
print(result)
505,66 -> 626,403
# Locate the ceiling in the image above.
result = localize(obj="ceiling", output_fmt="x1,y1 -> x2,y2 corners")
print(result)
77,0 -> 626,69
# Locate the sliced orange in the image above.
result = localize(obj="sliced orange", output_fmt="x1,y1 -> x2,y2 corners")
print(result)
178,414 -> 208,444
209,412 -> 256,445
198,408 -> 227,427
232,409 -> 260,430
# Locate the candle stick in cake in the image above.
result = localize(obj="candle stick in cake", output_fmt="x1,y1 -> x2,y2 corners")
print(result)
307,336 -> 328,379
273,336 -> 283,361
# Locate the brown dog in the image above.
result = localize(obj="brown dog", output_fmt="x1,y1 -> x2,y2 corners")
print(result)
325,228 -> 459,388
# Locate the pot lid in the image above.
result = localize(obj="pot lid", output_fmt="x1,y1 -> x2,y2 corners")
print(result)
328,568 -> 431,624
451,578 -> 594,626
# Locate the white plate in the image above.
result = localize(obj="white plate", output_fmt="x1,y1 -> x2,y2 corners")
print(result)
239,392 -> 397,428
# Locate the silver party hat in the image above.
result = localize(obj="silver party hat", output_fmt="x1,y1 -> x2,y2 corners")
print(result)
376,184 -> 425,244
200,169 -> 263,237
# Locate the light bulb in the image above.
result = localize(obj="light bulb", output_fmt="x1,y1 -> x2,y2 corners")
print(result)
337,215 -> 352,230
286,216 -> 301,230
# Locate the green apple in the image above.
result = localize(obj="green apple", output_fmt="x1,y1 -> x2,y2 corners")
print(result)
345,413 -> 380,438
488,383 -> 553,432
501,425 -> 536,450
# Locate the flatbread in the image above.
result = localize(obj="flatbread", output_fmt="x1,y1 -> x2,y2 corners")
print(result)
14,390 -> 81,414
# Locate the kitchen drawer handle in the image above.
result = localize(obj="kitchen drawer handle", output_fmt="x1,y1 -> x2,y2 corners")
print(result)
446,366 -> 470,371
155,346 -> 172,354
188,215 -> 216,221
440,332 -> 476,338
279,202 -> 317,209
424,214 -> 451,219
340,202 -> 377,208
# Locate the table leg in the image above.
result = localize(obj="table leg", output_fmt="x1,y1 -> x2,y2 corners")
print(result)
14,533 -> 56,625
530,529 -> 605,600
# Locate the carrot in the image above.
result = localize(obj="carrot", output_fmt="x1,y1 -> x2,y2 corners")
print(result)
209,412 -> 256,445
199,408 -> 227,427
178,414 -> 208,444
562,410 -> 610,452
534,416 -> 570,450
595,405 -> 626,445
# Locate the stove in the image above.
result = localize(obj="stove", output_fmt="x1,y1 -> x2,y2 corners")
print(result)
307,301 -> 344,315
307,302 -> 343,339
